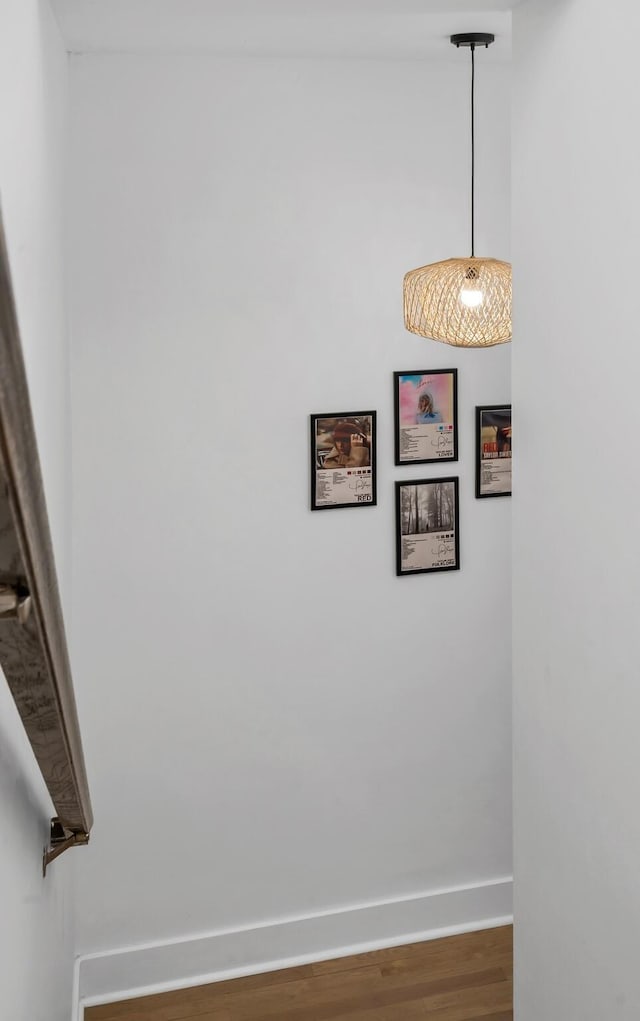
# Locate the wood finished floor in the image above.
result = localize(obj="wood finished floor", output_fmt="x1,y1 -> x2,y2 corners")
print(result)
85,925 -> 513,1021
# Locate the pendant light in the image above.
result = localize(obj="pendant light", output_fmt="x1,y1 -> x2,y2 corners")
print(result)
403,33 -> 512,348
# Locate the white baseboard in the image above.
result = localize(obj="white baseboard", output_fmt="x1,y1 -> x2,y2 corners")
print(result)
75,875 -> 512,1018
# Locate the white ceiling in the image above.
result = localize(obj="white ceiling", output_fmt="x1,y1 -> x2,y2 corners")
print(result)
50,1 -> 517,58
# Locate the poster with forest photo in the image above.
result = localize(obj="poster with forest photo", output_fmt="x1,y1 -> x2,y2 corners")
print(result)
395,477 -> 460,576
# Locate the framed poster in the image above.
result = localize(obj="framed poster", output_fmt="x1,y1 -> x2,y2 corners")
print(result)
393,369 -> 458,465
395,477 -> 460,576
311,411 -> 376,510
475,405 -> 512,498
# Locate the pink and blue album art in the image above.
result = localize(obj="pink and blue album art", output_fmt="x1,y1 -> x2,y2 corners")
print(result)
394,369 -> 458,465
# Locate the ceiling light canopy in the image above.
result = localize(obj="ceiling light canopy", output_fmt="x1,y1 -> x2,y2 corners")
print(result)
403,33 -> 512,348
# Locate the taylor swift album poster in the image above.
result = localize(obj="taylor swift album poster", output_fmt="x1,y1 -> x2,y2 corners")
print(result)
394,369 -> 458,465
311,411 -> 376,510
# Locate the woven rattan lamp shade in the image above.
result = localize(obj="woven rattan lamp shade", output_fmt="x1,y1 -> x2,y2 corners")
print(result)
403,257 -> 512,348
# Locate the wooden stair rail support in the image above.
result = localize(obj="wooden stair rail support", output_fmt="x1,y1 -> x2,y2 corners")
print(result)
0,211 -> 93,873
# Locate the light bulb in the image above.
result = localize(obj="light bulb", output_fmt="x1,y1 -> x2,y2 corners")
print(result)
460,287 -> 484,309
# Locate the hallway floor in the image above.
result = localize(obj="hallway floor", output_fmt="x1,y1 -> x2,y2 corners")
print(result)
85,925 -> 513,1021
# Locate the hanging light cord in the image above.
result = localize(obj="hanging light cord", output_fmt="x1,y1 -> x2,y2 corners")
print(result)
470,42 -> 476,258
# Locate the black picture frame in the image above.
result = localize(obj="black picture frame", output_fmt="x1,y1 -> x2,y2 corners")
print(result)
475,404 -> 512,498
310,411 -> 377,511
395,477 -> 460,576
393,369 -> 458,466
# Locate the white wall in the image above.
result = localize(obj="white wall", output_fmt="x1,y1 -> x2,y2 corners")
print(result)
69,53 -> 512,967
0,2 -> 76,1019
513,1 -> 640,1017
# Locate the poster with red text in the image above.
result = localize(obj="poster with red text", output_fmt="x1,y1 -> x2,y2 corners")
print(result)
476,405 -> 512,497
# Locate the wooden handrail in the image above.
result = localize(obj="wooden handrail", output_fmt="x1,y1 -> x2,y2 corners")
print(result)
0,211 -> 93,870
